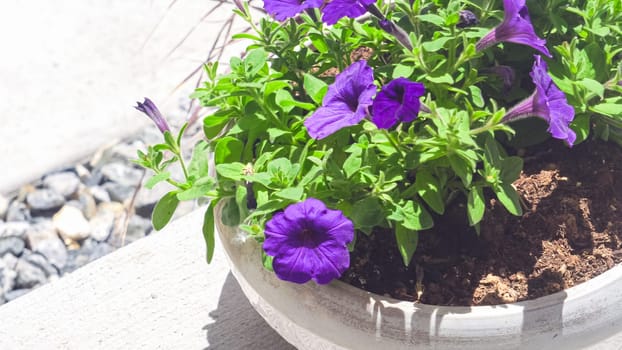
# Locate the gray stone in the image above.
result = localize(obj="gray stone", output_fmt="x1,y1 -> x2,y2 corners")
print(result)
100,140 -> 146,164
100,162 -> 144,187
15,256 -> 47,289
42,172 -> 81,198
24,252 -> 59,279
25,220 -> 58,247
26,189 -> 65,211
102,182 -> 135,202
1,264 -> 17,293
0,221 -> 30,239
109,215 -> 152,246
53,205 -> 91,241
4,288 -> 32,302
0,195 -> 8,220
76,188 -> 97,219
3,253 -> 18,269
0,237 -> 25,257
88,185 -> 111,203
90,242 -> 114,261
32,237 -> 67,270
5,201 -> 30,222
89,209 -> 115,242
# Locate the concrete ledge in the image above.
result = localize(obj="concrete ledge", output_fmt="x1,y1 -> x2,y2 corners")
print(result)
0,208 -> 293,349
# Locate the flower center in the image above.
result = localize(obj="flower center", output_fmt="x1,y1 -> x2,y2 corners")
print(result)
299,227 -> 319,248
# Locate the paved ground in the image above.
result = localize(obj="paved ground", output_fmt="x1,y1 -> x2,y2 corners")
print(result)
0,208 -> 294,349
0,0 -> 248,194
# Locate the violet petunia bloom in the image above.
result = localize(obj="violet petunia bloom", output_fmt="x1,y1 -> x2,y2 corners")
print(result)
371,78 -> 425,129
263,0 -> 323,21
304,60 -> 376,139
502,56 -> 576,146
263,198 -> 354,285
475,0 -> 551,57
321,0 -> 376,25
134,98 -> 171,134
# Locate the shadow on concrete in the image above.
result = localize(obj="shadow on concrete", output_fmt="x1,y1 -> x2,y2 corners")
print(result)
203,272 -> 295,350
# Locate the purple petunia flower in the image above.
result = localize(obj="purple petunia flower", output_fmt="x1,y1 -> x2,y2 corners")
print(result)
371,78 -> 425,129
134,98 -> 171,134
263,0 -> 323,21
475,0 -> 551,57
304,60 -> 376,139
263,198 -> 354,285
502,56 -> 576,146
481,65 -> 516,91
321,0 -> 376,25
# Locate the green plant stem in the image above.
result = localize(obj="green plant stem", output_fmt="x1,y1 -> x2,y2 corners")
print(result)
382,129 -> 405,157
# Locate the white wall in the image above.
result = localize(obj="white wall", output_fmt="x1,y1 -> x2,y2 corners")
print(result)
0,0 -> 249,194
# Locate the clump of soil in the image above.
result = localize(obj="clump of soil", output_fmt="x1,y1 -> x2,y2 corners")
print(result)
341,139 -> 622,306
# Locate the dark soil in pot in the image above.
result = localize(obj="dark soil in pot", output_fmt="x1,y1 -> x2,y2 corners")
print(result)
341,139 -> 622,306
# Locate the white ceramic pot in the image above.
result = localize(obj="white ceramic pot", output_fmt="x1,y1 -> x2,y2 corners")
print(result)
216,211 -> 622,349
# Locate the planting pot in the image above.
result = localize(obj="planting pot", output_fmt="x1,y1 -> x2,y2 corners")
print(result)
215,206 -> 622,350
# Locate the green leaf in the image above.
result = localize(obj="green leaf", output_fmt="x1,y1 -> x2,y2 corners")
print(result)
590,103 -> 622,117
425,73 -> 454,84
571,114 -> 591,144
448,155 -> 472,187
235,185 -> 249,221
262,252 -> 274,271
394,224 -> 418,266
415,170 -> 444,214
202,200 -> 217,263
264,80 -> 291,97
495,183 -> 522,216
244,48 -> 267,77
177,177 -> 215,200
216,162 -> 245,181
467,187 -> 485,226
422,37 -> 451,52
267,128 -> 291,143
343,149 -> 362,179
418,14 -> 444,26
350,197 -> 384,229
579,78 -> 604,99
500,156 -> 523,183
203,111 -> 231,139
392,64 -> 415,79
388,200 -> 433,231
309,33 -> 329,53
469,85 -> 485,108
187,140 -> 210,179
221,197 -> 240,226
303,74 -> 328,105
152,191 -> 180,230
214,136 -> 243,164
145,172 -> 170,189
274,187 -> 304,201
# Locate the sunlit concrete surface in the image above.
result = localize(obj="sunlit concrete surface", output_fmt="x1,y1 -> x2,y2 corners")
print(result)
0,207 -> 294,349
0,0 -> 248,194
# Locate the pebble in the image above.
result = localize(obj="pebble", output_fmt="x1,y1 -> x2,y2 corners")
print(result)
4,288 -> 33,302
0,113 -> 192,303
89,208 -> 115,242
31,237 -> 68,270
88,185 -> 111,203
53,205 -> 91,241
100,162 -> 144,187
102,182 -> 135,202
15,255 -> 48,288
26,189 -> 66,212
25,219 -> 58,246
0,194 -> 8,220
0,237 -> 25,257
0,221 -> 30,239
42,172 -> 81,198
5,201 -> 31,222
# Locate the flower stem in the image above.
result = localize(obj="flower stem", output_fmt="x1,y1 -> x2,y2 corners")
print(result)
382,129 -> 404,157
